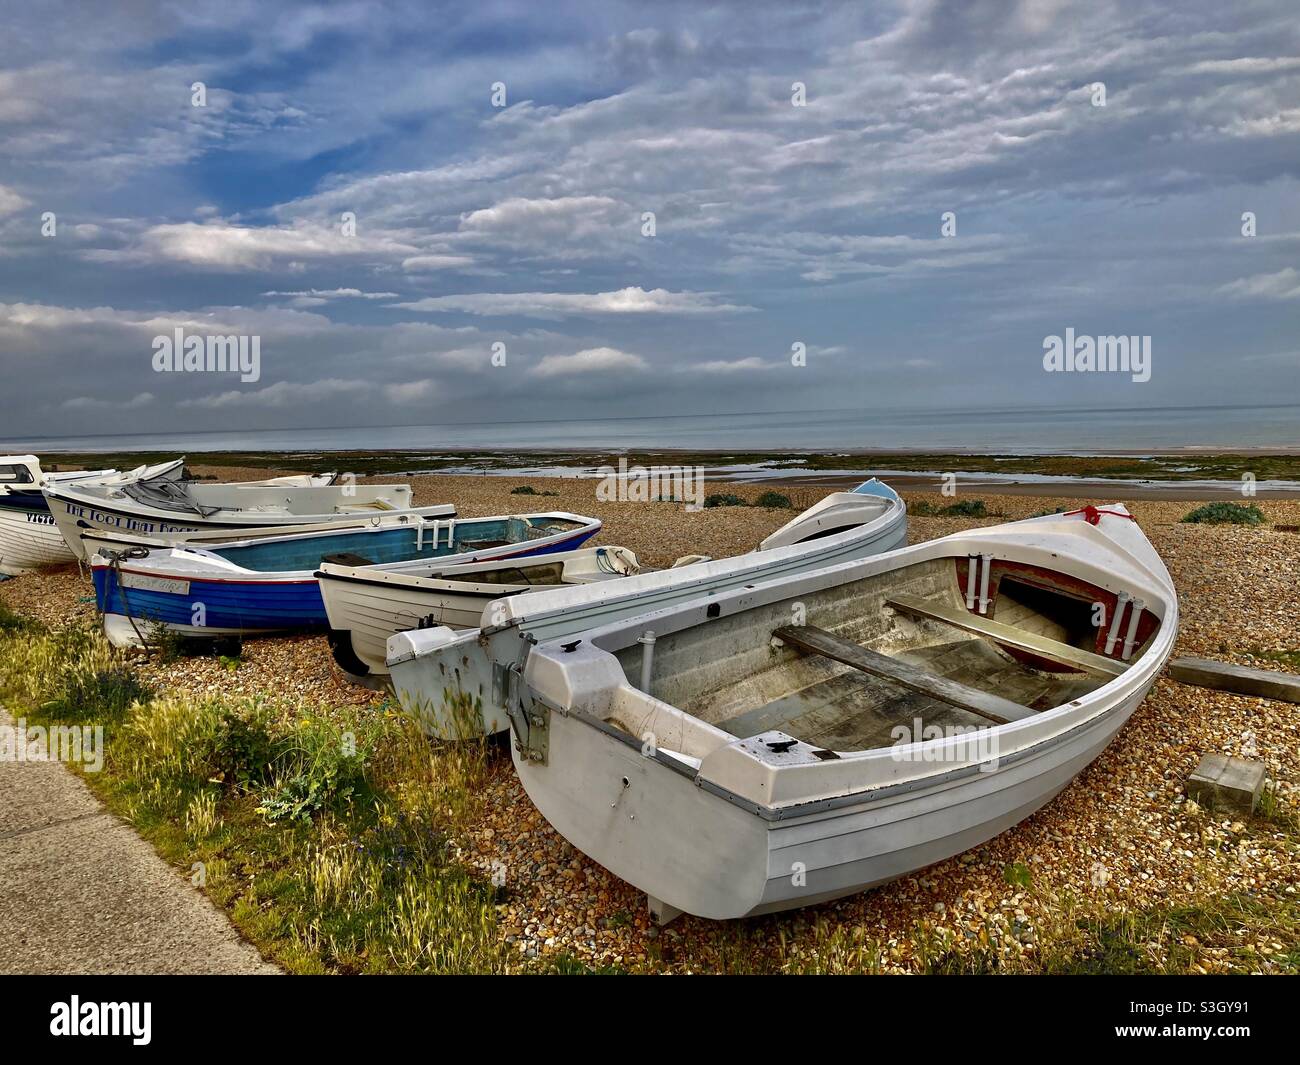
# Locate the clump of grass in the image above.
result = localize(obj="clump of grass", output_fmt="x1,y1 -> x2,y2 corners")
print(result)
704,493 -> 747,508
1245,647 -> 1300,671
509,485 -> 537,494
1181,502 -> 1267,525
754,491 -> 794,509
1029,505 -> 1070,518
912,499 -> 991,518
257,713 -> 381,824
0,602 -> 41,635
0,622 -> 150,722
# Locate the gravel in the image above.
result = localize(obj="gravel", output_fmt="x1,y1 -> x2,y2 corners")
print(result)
4,474 -> 1297,973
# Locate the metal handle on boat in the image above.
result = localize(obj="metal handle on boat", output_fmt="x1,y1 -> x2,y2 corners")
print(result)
638,630 -> 656,693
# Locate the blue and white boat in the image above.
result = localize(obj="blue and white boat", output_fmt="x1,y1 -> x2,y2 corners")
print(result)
89,511 -> 602,646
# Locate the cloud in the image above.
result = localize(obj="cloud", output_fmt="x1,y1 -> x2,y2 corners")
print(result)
397,286 -> 753,317
532,347 -> 647,377
1218,267 -> 1300,301
692,357 -> 773,373
263,287 -> 400,307
401,254 -> 476,271
62,391 -> 155,410
263,288 -> 399,300
99,222 -> 418,270
1188,57 -> 1300,75
384,379 -> 435,403
0,184 -> 29,217
179,378 -> 365,408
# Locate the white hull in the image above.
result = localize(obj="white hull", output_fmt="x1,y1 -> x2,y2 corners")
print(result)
387,481 -> 908,736
0,504 -> 75,574
514,506 -> 1177,919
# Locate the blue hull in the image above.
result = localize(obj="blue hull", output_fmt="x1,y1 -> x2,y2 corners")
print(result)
94,569 -> 328,633
92,529 -> 597,636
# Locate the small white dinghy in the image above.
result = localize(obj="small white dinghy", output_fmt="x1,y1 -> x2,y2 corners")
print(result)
44,459 -> 426,561
0,456 -> 115,575
387,480 -> 907,735
317,545 -> 658,677
512,504 -> 1176,922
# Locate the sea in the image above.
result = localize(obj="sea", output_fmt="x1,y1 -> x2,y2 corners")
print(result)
3,403 -> 1299,455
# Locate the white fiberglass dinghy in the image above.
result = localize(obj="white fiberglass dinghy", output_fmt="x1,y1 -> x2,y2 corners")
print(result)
317,544 -> 668,678
387,480 -> 907,735
511,504 -> 1176,922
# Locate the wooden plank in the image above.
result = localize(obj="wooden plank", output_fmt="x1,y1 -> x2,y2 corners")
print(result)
886,593 -> 1127,678
1169,657 -> 1300,704
773,625 -> 1039,725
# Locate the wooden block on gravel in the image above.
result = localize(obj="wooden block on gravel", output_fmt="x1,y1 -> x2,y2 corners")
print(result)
1186,753 -> 1266,814
1168,657 -> 1300,704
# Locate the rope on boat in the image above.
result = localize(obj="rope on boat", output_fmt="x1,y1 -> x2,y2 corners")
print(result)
104,547 -> 154,648
1065,505 -> 1137,526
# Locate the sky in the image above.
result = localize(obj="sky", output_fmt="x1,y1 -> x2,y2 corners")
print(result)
0,0 -> 1297,441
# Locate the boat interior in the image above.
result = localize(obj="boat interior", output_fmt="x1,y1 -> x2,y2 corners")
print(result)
431,546 -> 639,587
210,515 -> 590,572
608,554 -> 1162,754
116,478 -> 408,516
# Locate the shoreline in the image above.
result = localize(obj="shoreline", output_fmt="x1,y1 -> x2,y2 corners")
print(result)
24,447 -> 1300,500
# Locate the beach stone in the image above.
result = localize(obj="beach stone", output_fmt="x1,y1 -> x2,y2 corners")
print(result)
1185,754 -> 1266,814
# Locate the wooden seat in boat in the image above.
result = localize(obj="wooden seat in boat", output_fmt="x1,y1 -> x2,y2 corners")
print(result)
884,593 -> 1125,677
773,624 -> 1039,725
322,552 -> 375,567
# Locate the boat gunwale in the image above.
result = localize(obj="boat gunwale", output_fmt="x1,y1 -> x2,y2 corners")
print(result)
547,684 -> 1152,822
472,497 -> 907,640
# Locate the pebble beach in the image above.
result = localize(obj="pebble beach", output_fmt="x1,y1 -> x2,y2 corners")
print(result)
3,468 -> 1298,974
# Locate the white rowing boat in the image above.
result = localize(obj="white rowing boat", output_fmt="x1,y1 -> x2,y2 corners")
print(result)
44,459 -> 428,560
387,480 -> 907,735
511,504 -> 1176,921
0,456 -> 115,575
317,545 -> 663,677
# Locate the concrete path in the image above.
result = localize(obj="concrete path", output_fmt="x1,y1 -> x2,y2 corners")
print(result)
0,710 -> 280,974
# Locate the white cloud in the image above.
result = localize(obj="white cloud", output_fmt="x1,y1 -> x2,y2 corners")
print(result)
99,222 -> 418,270
0,184 -> 29,217
692,357 -> 773,373
397,286 -> 752,317
178,378 -> 365,408
62,391 -> 154,410
1188,57 -> 1300,75
263,288 -> 399,300
384,379 -> 435,403
531,347 -> 647,377
401,254 -> 476,271
1218,267 -> 1300,301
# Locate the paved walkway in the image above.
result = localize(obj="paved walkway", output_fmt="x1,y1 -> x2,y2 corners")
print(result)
0,710 -> 280,974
